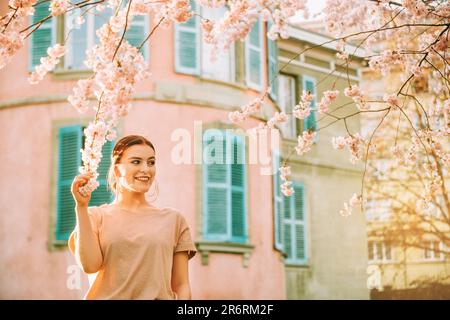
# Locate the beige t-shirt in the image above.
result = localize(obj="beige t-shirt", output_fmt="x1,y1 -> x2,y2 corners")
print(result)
68,204 -> 197,300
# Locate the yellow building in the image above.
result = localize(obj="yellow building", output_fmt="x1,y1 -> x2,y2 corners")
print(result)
361,60 -> 450,299
277,26 -> 369,299
301,18 -> 450,299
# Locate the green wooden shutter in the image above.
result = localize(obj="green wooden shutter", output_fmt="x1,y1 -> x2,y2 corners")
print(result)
230,134 -> 246,242
284,181 -> 307,264
174,0 -> 199,75
56,126 -> 82,241
293,183 -> 306,262
203,130 -> 228,240
267,21 -> 278,101
303,77 -> 317,131
283,188 -> 293,260
29,2 -> 54,69
89,140 -> 115,206
246,18 -> 262,89
273,151 -> 284,251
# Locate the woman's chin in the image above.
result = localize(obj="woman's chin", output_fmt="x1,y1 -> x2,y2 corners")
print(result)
128,186 -> 150,193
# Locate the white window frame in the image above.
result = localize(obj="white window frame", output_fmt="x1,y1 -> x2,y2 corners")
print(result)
278,74 -> 297,140
200,6 -> 235,83
423,241 -> 444,261
65,10 -> 149,70
245,19 -> 264,91
368,241 -> 392,263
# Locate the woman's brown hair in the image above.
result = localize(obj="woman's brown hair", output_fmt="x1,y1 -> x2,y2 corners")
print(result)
107,135 -> 155,195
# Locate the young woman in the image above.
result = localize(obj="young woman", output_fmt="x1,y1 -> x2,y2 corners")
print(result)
69,135 -> 197,300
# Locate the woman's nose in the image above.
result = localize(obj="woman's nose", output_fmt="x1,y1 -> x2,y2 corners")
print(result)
140,163 -> 152,170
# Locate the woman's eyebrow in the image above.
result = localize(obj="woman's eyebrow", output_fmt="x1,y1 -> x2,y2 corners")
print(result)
129,156 -> 156,160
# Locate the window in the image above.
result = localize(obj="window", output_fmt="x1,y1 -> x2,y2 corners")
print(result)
174,0 -> 200,75
65,6 -> 149,69
273,151 -> 284,251
201,6 -> 235,82
267,21 -> 278,101
365,199 -> 391,221
245,18 -> 263,90
278,74 -> 297,139
273,151 -> 307,264
175,3 -> 235,82
202,130 -> 247,243
368,241 -> 392,263
55,125 -> 114,242
423,241 -> 443,261
302,75 -> 317,132
29,1 -> 56,69
283,182 -> 307,265
29,2 -> 148,70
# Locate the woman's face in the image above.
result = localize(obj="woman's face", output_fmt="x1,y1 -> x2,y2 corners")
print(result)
114,144 -> 156,194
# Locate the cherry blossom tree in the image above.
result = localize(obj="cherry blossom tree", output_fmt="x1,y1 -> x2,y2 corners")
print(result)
1,0 -> 449,210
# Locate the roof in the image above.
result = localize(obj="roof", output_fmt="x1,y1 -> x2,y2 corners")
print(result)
287,25 -> 366,59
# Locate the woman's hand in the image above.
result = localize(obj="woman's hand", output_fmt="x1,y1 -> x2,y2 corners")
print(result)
71,173 -> 93,207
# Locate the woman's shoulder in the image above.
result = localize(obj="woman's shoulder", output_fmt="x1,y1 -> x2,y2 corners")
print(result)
160,207 -> 190,226
160,206 -> 182,217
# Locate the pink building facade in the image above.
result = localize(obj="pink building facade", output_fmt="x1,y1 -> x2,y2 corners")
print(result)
0,2 -> 369,299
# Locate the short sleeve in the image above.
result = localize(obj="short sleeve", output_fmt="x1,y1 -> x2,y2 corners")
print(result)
174,214 -> 197,260
68,206 -> 102,255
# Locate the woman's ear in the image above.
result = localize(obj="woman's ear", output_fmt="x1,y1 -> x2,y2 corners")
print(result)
114,164 -> 121,178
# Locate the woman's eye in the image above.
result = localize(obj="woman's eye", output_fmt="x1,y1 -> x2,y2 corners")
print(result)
148,161 -> 155,166
132,160 -> 140,164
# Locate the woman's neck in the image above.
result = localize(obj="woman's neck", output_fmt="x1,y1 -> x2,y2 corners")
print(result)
112,191 -> 152,210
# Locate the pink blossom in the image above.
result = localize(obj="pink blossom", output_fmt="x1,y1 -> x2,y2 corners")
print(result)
279,165 -> 291,181
432,36 -> 448,52
368,50 -> 404,76
346,133 -> 365,164
228,111 -> 246,124
201,19 -> 214,43
293,103 -> 312,119
50,0 -> 70,17
8,0 -> 36,9
301,90 -> 314,103
28,44 -> 65,84
318,90 -> 339,114
267,112 -> 288,129
344,85 -> 362,98
339,202 -> 352,218
332,134 -> 365,164
340,193 -> 362,217
349,193 -> 362,207
228,95 -> 265,124
295,130 -> 316,156
344,85 -> 368,111
331,136 -> 346,150
281,181 -> 295,196
384,94 -> 399,107
47,43 -> 65,58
